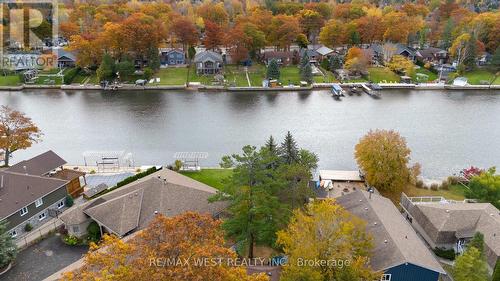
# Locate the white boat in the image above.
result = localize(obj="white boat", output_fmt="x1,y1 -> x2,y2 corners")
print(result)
331,84 -> 345,98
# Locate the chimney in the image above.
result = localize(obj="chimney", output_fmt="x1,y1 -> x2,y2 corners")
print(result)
23,165 -> 27,174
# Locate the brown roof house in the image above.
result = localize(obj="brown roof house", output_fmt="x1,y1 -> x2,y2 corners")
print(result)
401,193 -> 500,269
327,190 -> 445,281
0,151 -> 84,240
60,168 -> 228,238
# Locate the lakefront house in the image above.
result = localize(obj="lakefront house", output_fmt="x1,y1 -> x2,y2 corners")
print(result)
0,151 -> 85,239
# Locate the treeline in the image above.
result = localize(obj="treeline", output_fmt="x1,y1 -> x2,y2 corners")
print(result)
61,0 -> 499,69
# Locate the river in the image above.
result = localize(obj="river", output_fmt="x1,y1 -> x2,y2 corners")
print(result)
1,89 -> 499,179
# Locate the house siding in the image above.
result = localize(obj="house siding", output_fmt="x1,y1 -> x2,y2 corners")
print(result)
384,263 -> 440,281
3,184 -> 68,233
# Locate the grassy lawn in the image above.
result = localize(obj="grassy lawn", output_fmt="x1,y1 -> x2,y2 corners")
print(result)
368,67 -> 400,83
246,64 -> 267,86
187,65 -> 215,85
414,67 -> 438,82
157,67 -> 188,85
224,65 -> 250,87
180,169 -> 233,190
279,66 -> 301,85
313,67 -> 337,83
461,69 -> 500,85
0,75 -> 21,86
405,184 -> 467,201
34,76 -> 63,85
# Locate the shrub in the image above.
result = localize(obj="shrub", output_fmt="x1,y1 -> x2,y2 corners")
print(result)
89,170 -> 96,174
440,181 -> 450,190
65,195 -> 74,207
63,67 -> 81,85
493,260 -> 500,281
24,223 -> 33,232
415,180 -> 424,188
63,235 -> 80,246
87,221 -> 101,243
116,166 -> 158,188
136,168 -> 142,173
174,160 -> 183,171
447,176 -> 460,185
430,183 -> 439,191
58,225 -> 68,236
433,247 -> 455,260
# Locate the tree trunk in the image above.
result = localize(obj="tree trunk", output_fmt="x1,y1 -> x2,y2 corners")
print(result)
4,149 -> 10,166
248,233 -> 254,259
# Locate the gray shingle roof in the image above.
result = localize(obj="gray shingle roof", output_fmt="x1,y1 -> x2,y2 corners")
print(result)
336,190 -> 445,273
7,150 -> 66,176
193,50 -> 223,63
62,169 -> 228,236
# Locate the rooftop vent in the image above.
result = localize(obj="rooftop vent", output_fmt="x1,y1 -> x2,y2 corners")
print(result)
384,239 -> 388,244
374,222 -> 378,226
23,166 -> 27,174
154,210 -> 159,215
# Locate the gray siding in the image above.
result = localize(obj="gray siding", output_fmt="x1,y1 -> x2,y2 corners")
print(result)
4,184 -> 68,231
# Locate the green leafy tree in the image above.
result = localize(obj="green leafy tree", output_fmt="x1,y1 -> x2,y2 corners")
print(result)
96,53 -> 115,82
0,221 -> 17,269
296,34 -> 309,50
143,67 -> 154,81
267,59 -> 280,80
469,232 -> 485,254
355,130 -> 419,201
301,62 -> 313,83
492,260 -> 500,281
463,35 -> 478,71
453,246 -> 489,281
441,19 -> 454,50
465,167 -> 500,208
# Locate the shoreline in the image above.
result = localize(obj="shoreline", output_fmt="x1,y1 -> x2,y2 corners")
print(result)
0,82 -> 499,92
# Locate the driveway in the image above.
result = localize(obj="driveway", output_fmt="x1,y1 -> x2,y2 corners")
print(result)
1,234 -> 88,281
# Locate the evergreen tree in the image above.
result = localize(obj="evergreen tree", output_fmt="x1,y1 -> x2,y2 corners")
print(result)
349,30 -> 361,45
441,19 -> 454,50
266,59 -> 280,80
147,47 -> 161,71
301,62 -> 313,83
329,55 -> 342,71
188,46 -> 196,63
0,221 -> 17,269
491,47 -> 500,72
300,53 -> 309,73
453,246 -> 489,281
116,59 -> 135,78
265,135 -> 278,155
96,53 -> 115,82
463,35 -> 477,71
280,131 -> 299,165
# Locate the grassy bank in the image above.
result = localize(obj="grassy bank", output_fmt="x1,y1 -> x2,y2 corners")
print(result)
158,67 -> 189,85
180,169 -> 233,190
368,67 -> 400,83
405,184 -> 467,201
462,69 -> 499,85
0,75 -> 21,86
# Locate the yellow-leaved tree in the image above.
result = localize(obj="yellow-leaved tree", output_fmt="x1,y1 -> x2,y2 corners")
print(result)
277,199 -> 380,281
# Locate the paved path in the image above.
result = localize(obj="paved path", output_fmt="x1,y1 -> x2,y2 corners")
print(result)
2,234 -> 88,281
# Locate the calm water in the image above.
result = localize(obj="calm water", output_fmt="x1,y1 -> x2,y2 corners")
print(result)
1,89 -> 499,179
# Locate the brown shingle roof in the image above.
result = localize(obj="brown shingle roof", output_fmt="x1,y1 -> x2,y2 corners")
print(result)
0,171 -> 67,218
336,190 -> 445,273
7,150 -> 66,176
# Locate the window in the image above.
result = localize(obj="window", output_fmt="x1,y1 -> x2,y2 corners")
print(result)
38,212 -> 46,221
57,200 -> 65,209
381,274 -> 391,281
9,230 -> 17,238
20,207 -> 28,216
35,198 -> 43,207
72,226 -> 80,233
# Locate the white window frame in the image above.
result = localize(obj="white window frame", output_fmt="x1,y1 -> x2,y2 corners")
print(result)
381,274 -> 392,281
35,198 -> 43,207
10,230 -> 17,238
38,212 -> 46,221
57,200 -> 65,209
20,207 -> 28,216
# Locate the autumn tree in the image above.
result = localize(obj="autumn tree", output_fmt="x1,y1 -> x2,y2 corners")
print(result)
386,55 -> 415,77
298,9 -> 324,43
171,16 -> 199,51
0,106 -> 42,166
226,25 -> 249,66
204,20 -> 226,51
354,130 -> 419,200
63,213 -> 268,281
319,20 -> 345,48
277,200 -> 380,281
355,8 -> 385,43
344,47 -> 369,75
268,15 -> 301,51
197,2 -> 229,26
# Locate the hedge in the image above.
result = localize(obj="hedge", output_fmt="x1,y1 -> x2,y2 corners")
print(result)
433,247 -> 455,260
89,166 -> 160,199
